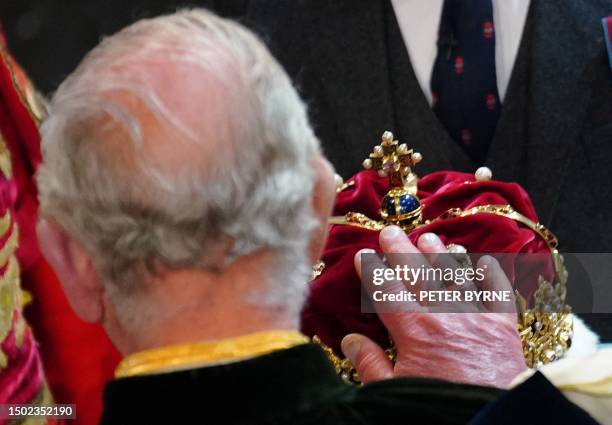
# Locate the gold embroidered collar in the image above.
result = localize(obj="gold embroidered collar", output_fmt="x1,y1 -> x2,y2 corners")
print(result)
115,330 -> 309,379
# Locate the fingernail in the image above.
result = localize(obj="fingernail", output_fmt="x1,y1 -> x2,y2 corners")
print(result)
419,232 -> 439,246
380,225 -> 404,241
341,335 -> 361,362
356,248 -> 376,264
480,255 -> 498,269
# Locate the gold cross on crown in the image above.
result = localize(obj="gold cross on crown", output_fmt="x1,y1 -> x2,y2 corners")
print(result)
362,131 -> 423,229
362,131 -> 422,195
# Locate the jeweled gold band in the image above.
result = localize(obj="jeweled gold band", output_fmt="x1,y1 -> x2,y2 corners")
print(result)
321,202 -> 572,373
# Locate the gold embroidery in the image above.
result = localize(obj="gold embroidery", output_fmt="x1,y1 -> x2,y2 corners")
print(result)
0,256 -> 22,368
0,211 -> 12,237
115,330 -> 310,379
0,225 -> 19,268
0,129 -> 24,370
0,134 -> 12,179
0,46 -> 46,126
14,308 -> 26,348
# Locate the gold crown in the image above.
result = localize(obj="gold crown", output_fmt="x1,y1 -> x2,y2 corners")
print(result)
317,131 -> 574,382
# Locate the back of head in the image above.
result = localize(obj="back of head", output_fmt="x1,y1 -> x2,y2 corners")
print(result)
37,9 -> 321,327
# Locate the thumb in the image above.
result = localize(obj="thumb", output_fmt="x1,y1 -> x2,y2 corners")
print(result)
341,334 -> 394,384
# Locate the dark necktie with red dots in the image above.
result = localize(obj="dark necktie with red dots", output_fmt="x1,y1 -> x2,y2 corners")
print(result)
431,0 -> 501,163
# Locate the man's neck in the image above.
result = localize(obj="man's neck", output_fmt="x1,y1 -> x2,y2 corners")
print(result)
135,302 -> 298,353
104,254 -> 302,356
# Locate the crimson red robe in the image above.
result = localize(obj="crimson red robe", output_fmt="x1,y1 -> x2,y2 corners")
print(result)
0,29 -> 120,425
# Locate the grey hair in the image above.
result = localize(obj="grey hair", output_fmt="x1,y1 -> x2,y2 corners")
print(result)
37,9 -> 320,324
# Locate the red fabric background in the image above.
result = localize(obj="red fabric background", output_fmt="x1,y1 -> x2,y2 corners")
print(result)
0,39 -> 120,425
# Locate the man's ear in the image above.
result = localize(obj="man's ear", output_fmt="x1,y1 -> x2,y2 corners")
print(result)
308,156 -> 336,264
37,218 -> 105,323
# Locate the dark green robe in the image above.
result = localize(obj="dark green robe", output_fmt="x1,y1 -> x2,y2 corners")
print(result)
99,343 -> 502,424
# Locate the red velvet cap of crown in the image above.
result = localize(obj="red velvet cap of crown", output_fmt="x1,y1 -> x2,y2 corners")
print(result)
301,169 -> 554,355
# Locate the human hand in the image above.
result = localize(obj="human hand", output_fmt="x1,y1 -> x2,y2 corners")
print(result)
341,226 -> 526,388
